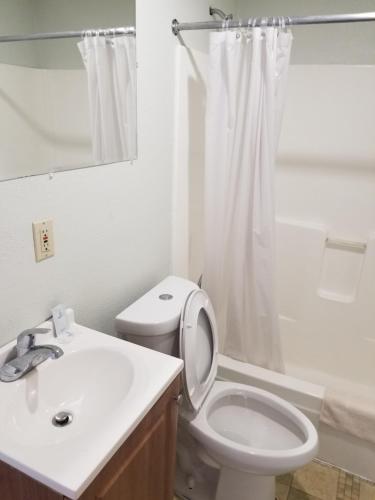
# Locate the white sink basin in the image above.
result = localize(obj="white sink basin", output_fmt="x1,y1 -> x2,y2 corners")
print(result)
3,348 -> 134,447
0,312 -> 183,498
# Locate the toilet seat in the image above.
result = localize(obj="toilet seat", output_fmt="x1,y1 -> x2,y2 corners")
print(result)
188,380 -> 318,476
179,289 -> 218,414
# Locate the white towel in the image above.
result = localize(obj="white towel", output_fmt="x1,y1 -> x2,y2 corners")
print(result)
321,387 -> 375,445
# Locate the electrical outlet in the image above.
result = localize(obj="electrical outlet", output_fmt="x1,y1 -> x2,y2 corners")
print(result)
32,219 -> 54,262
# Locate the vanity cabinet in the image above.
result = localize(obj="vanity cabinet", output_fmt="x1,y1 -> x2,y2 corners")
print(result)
0,376 -> 180,500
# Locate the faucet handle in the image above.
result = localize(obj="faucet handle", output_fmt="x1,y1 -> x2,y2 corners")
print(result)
16,328 -> 51,357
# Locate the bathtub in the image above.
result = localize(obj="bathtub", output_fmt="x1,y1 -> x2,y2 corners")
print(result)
218,354 -> 375,482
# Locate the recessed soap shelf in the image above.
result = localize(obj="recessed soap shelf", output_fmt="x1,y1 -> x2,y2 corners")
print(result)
318,236 -> 367,303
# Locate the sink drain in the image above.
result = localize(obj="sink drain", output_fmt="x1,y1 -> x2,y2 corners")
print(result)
52,411 -> 73,427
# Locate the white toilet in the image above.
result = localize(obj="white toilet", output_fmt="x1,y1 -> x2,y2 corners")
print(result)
115,276 -> 318,500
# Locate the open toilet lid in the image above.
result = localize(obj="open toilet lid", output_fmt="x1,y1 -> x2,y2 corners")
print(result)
179,289 -> 218,414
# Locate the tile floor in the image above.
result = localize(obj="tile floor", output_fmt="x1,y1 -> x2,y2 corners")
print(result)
276,461 -> 375,500
175,460 -> 375,500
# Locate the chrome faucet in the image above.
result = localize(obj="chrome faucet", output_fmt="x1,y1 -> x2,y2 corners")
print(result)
0,328 -> 64,383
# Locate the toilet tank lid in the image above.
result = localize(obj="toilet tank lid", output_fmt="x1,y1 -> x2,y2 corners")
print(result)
115,276 -> 199,336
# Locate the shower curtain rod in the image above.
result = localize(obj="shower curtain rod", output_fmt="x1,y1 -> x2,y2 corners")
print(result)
172,11 -> 375,35
0,26 -> 135,43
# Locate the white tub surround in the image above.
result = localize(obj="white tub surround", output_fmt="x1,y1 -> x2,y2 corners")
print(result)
217,354 -> 325,428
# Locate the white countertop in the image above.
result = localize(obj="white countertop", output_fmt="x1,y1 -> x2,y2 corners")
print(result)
0,318 -> 183,498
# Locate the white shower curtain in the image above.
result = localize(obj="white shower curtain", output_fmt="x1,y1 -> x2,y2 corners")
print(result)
203,28 -> 292,372
78,34 -> 136,164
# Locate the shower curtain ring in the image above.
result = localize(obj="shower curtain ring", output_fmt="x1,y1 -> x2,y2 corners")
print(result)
222,16 -> 230,31
236,19 -> 242,38
246,17 -> 252,38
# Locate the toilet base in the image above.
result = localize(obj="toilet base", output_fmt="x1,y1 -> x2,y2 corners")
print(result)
215,467 -> 275,500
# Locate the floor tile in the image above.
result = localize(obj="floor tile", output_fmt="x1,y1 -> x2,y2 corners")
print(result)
175,462 -> 374,500
337,469 -> 360,500
288,487 -> 321,500
276,481 -> 289,500
292,461 -> 339,500
278,473 -> 293,486
360,480 -> 375,500
352,476 -> 361,500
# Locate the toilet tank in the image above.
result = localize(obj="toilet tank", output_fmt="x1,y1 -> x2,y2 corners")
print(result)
115,276 -> 199,356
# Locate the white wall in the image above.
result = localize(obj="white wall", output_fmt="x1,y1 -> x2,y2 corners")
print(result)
172,46 -> 208,281
0,0 -> 234,347
234,0 -> 375,64
0,0 -> 37,66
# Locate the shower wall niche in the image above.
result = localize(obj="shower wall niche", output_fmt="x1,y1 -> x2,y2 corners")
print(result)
317,237 -> 366,303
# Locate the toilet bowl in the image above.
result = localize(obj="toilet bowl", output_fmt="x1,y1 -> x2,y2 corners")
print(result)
190,381 -> 317,475
115,276 -> 318,500
189,380 -> 317,500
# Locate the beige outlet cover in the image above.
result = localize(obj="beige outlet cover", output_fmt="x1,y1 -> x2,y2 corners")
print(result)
32,219 -> 55,262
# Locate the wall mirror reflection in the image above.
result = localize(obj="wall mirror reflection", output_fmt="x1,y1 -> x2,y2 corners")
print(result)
0,0 -> 136,182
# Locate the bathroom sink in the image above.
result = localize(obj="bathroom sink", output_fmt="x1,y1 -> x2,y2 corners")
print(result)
0,312 -> 183,498
1,348 -> 134,447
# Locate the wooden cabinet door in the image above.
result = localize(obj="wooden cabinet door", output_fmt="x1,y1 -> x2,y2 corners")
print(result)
0,460 -> 63,500
77,377 -> 180,500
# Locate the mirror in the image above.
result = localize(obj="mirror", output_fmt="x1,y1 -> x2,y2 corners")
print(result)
0,0 -> 136,182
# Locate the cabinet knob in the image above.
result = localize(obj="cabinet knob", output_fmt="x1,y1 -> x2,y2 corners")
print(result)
174,394 -> 183,405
